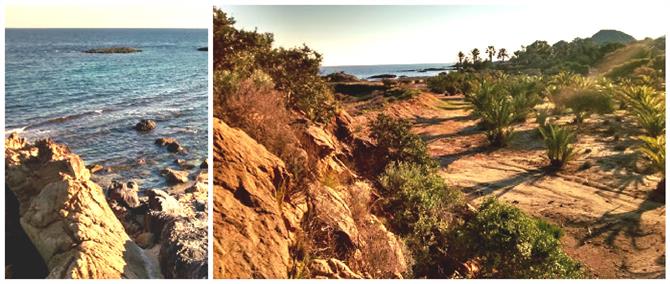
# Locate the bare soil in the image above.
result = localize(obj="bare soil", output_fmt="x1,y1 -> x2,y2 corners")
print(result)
346,91 -> 665,279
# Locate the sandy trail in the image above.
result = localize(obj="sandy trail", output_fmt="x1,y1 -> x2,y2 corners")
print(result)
347,92 -> 665,278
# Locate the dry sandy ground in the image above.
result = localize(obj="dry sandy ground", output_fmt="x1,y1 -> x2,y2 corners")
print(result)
346,92 -> 665,279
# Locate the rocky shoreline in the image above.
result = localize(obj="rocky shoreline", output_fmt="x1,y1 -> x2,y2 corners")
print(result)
4,132 -> 208,279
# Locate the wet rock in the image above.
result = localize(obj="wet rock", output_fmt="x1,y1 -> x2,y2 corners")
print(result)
4,135 -> 159,278
107,180 -> 141,208
135,119 -> 157,132
84,47 -> 141,53
166,142 -> 185,153
197,47 -> 208,51
175,159 -> 196,170
87,164 -> 104,174
161,168 -> 189,184
155,137 -> 177,146
199,159 -> 208,169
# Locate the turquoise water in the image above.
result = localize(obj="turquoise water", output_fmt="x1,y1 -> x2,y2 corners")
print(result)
5,28 -> 208,189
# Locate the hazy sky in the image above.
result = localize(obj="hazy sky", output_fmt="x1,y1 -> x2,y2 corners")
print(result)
5,0 -> 208,28
221,3 -> 667,66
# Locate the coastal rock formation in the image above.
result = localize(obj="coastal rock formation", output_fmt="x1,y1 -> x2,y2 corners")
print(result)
197,47 -> 208,51
161,168 -> 190,184
84,47 -> 141,54
135,119 -> 157,132
107,180 -> 141,208
4,134 -> 159,279
213,118 -> 295,278
308,258 -> 363,279
155,137 -> 185,153
323,71 -> 359,82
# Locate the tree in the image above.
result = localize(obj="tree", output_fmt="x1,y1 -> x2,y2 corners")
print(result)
457,51 -> 465,70
471,48 -> 481,63
486,45 -> 496,62
497,48 -> 509,62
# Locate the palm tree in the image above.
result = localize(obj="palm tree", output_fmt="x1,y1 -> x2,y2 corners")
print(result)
457,51 -> 465,70
486,45 -> 496,62
471,48 -> 480,63
497,48 -> 509,62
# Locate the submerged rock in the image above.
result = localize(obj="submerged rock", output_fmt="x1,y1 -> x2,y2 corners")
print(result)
4,136 -> 160,279
135,119 -> 157,132
197,47 -> 208,51
155,137 -> 185,153
84,47 -> 141,54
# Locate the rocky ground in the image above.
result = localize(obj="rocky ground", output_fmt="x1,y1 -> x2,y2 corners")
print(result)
4,131 -> 208,279
213,114 -> 410,279
346,91 -> 666,279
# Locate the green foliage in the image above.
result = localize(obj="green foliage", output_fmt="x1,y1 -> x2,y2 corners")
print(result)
452,198 -> 583,278
467,80 -> 516,147
378,162 -> 462,278
508,76 -> 544,122
426,72 -> 474,95
213,8 -> 336,123
556,87 -> 614,123
507,38 -> 625,75
539,124 -> 577,169
369,114 -> 436,167
637,135 -> 665,175
606,58 -> 651,79
618,85 -> 665,136
385,86 -> 421,100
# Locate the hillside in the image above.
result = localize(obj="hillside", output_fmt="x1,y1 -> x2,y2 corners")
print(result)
591,30 -> 636,45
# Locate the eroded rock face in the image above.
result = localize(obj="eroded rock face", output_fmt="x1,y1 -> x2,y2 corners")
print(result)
4,136 -> 160,279
213,118 -> 295,278
161,168 -> 189,184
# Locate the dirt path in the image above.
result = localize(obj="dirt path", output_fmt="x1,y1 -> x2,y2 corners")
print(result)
347,92 -> 665,278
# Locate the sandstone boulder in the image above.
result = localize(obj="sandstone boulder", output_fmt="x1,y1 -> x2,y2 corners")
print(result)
4,137 -> 160,279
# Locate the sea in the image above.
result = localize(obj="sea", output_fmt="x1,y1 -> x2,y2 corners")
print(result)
320,63 -> 455,80
4,28 -> 208,190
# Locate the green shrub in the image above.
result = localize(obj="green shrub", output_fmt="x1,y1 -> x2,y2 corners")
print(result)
539,124 -> 577,169
508,76 -> 543,122
427,72 -> 473,95
557,87 -> 614,123
619,85 -> 665,137
452,198 -> 583,278
385,87 -> 421,100
606,58 -> 651,79
638,135 -> 665,174
369,114 -> 436,167
378,162 -> 463,278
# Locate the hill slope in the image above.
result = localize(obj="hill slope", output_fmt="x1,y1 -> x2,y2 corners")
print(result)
591,29 -> 636,45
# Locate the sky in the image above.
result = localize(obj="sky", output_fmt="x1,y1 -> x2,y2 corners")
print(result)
4,0 -> 208,28
221,3 -> 668,66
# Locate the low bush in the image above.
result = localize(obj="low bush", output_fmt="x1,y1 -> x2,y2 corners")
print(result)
539,124 -> 577,170
618,85 -> 665,137
556,87 -> 614,123
369,114 -> 436,167
451,198 -> 583,278
637,135 -> 665,174
218,75 -> 314,202
427,72 -> 473,95
378,161 -> 463,278
385,86 -> 421,100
